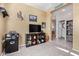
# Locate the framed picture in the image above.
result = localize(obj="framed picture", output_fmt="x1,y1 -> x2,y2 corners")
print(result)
29,15 -> 37,22
42,22 -> 46,28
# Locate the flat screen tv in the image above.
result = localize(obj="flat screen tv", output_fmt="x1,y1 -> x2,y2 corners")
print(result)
29,24 -> 41,32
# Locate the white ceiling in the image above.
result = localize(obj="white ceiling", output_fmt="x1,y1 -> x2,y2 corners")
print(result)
26,3 -> 61,11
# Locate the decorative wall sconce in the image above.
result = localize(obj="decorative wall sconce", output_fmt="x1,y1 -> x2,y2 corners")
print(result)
17,11 -> 24,20
0,7 -> 9,18
42,22 -> 46,28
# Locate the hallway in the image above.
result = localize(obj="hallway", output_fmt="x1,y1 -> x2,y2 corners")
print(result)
4,39 -> 79,56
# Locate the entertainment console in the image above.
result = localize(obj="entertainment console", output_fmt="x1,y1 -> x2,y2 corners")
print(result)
26,33 -> 46,47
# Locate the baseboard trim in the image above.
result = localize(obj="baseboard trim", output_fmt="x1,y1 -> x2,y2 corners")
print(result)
1,52 -> 5,56
72,48 -> 79,52
19,44 -> 26,48
1,53 -> 3,56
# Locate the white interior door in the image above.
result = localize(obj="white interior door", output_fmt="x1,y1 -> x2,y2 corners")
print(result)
58,20 -> 65,40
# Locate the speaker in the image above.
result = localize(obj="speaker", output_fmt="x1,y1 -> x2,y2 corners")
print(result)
5,32 -> 19,53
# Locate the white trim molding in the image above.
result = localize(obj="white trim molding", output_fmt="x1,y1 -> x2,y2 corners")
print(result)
72,48 -> 79,52
19,44 -> 26,48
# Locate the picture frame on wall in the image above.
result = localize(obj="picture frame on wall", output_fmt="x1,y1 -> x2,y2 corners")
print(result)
42,22 -> 46,28
29,15 -> 37,22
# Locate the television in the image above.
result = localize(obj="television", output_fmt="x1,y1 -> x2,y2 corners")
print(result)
29,24 -> 41,32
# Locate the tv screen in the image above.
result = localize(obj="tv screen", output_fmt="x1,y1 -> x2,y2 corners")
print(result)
29,24 -> 41,32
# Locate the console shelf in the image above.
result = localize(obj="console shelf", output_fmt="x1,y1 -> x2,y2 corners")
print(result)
26,33 -> 46,47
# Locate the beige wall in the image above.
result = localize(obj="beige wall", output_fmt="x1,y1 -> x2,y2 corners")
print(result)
6,3 -> 47,45
0,14 -> 7,55
0,15 -> 4,55
46,11 -> 52,42
0,4 -> 7,55
0,3 -> 53,55
73,3 -> 79,51
0,3 -> 47,55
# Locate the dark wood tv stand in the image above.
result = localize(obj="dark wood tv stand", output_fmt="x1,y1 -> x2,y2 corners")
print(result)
25,32 -> 46,47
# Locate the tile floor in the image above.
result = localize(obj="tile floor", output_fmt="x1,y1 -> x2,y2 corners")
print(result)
4,39 -> 79,56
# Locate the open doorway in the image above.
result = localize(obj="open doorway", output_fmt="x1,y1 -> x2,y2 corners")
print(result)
58,20 -> 65,40
66,20 -> 73,42
51,4 -> 73,50
51,20 -> 56,40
